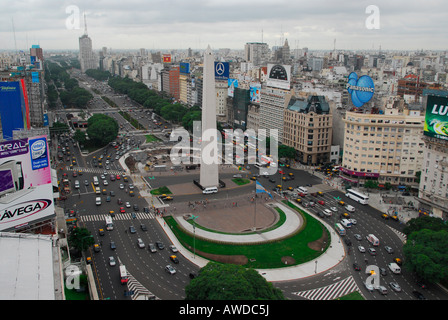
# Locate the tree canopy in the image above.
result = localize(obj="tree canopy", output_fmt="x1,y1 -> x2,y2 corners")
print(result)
68,227 -> 94,252
185,262 -> 285,300
86,114 -> 119,147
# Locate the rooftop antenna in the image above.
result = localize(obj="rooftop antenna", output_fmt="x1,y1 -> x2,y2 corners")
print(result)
83,12 -> 88,36
11,17 -> 18,55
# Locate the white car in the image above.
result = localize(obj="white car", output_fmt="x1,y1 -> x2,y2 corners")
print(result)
330,206 -> 338,212
103,180 -> 108,186
358,246 -> 366,253
137,238 -> 145,249
165,264 -> 176,275
349,218 -> 357,225
125,201 -> 131,208
120,183 -> 124,189
169,245 -> 178,253
323,209 -> 332,217
108,256 -> 116,266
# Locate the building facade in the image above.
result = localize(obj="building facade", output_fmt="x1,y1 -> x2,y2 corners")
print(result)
341,108 -> 425,186
283,95 -> 332,165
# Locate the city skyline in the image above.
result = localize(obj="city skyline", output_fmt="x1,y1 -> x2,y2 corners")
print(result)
1,0 -> 447,52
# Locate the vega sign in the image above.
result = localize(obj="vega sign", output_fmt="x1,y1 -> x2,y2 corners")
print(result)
346,72 -> 375,108
424,95 -> 448,141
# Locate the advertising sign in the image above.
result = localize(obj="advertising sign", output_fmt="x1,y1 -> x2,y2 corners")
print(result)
163,54 -> 172,63
424,95 -> 448,141
214,62 -> 229,81
250,83 -> 261,103
0,82 -> 26,139
0,135 -> 54,231
346,72 -> 375,108
266,64 -> 291,90
180,62 -> 190,74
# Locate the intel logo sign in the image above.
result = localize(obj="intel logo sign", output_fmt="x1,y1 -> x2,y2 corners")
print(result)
30,139 -> 46,160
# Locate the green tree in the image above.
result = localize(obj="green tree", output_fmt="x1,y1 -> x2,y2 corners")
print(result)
68,227 -> 94,252
403,216 -> 448,236
185,262 -> 285,300
86,114 -> 119,146
403,229 -> 448,283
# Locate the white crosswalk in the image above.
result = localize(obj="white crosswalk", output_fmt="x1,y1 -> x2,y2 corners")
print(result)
292,276 -> 360,300
68,166 -> 125,175
80,212 -> 155,222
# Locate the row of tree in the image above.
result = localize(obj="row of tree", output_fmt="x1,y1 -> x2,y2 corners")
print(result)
45,60 -> 93,109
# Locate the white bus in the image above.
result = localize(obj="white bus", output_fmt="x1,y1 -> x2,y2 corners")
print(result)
340,219 -> 353,228
335,223 -> 346,236
105,216 -> 114,231
120,265 -> 129,284
345,189 -> 369,204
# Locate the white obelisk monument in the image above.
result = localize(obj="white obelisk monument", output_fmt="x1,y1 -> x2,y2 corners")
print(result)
199,45 -> 219,188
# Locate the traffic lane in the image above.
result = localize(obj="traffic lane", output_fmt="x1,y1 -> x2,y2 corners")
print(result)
107,217 -> 191,300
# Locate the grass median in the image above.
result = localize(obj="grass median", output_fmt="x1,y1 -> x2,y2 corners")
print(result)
164,201 -> 330,269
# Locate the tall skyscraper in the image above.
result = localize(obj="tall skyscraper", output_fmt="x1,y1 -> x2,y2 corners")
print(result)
78,14 -> 97,73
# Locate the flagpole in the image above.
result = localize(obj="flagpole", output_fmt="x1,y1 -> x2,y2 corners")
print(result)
254,179 -> 257,231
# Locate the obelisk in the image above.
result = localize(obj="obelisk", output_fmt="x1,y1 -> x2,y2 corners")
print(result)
199,45 -> 219,188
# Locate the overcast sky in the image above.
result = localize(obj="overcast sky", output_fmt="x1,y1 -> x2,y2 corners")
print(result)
1,0 -> 447,52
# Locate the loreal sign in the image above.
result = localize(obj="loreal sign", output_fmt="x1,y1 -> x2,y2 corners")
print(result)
424,95 -> 448,141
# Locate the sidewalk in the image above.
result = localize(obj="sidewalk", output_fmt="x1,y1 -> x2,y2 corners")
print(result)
155,201 -> 346,282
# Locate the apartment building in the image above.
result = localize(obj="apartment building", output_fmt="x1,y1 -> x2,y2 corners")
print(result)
283,95 -> 332,165
259,86 -> 293,143
341,106 -> 425,186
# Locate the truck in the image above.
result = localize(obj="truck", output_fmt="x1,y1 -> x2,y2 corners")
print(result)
388,262 -> 401,274
366,234 -> 380,246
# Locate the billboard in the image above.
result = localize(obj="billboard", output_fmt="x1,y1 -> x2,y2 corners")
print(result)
266,64 -> 291,90
424,95 -> 448,141
163,54 -> 172,63
0,82 -> 27,139
0,135 -> 54,231
180,62 -> 190,74
250,83 -> 262,103
214,62 -> 229,81
346,72 -> 375,108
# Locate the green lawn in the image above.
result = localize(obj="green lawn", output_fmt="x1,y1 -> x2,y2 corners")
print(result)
150,186 -> 172,195
145,134 -> 161,143
164,202 -> 329,269
231,178 -> 250,186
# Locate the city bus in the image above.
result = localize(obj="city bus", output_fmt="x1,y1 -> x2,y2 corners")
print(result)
105,216 -> 114,231
334,223 -> 346,236
120,265 -> 129,284
345,189 -> 369,205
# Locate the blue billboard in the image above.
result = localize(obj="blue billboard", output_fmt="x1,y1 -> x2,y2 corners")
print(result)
214,62 -> 229,80
346,72 -> 375,108
180,62 -> 190,74
0,82 -> 25,139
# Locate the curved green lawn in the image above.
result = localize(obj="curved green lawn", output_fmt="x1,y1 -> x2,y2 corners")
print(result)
164,201 -> 330,269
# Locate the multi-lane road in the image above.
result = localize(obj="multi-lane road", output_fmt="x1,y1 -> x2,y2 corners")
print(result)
53,70 -> 448,301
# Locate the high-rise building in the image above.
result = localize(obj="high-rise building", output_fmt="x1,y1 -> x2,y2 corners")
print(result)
418,91 -> 448,220
78,14 -> 97,73
283,95 -> 332,165
340,103 -> 425,186
244,42 -> 270,67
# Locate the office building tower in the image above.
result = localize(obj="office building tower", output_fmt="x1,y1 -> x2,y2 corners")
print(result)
78,14 -> 97,73
244,42 -> 270,66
